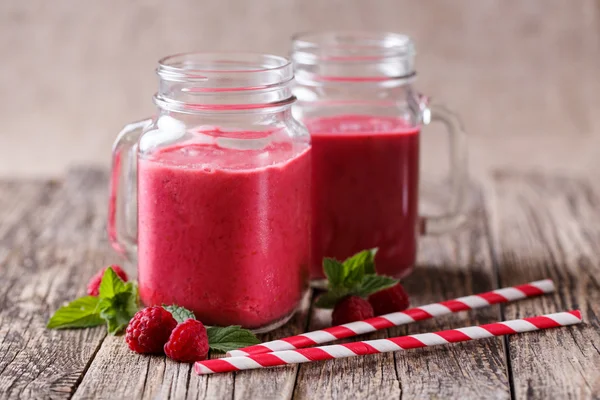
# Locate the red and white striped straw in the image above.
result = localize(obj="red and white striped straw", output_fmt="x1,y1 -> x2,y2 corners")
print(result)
228,279 -> 554,357
197,310 -> 581,375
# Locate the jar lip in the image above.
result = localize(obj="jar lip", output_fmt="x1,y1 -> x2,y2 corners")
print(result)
291,31 -> 415,64
155,52 -> 295,112
157,52 -> 293,83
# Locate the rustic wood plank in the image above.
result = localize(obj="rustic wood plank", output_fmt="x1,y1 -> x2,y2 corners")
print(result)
4,166 -> 598,399
392,187 -> 510,399
490,171 -> 600,399
228,291 -> 312,400
73,291 -> 313,400
293,186 -> 510,399
0,169 -> 120,399
292,306 -> 402,400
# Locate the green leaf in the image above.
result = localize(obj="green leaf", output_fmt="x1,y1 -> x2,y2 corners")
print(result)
343,266 -> 363,289
354,274 -> 399,298
314,288 -> 351,309
163,305 -> 196,324
363,248 -> 378,275
98,281 -> 139,335
98,266 -> 128,299
206,325 -> 261,353
316,248 -> 389,309
343,248 -> 378,279
47,296 -> 104,329
322,258 -> 347,288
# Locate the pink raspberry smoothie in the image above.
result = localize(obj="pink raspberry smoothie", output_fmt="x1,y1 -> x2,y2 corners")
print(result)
137,132 -> 311,329
307,115 -> 420,279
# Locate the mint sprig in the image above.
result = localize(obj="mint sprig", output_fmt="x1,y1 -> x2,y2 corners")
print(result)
47,266 -> 139,334
47,296 -> 104,329
315,248 -> 399,308
97,268 -> 139,334
48,268 -> 261,353
163,305 -> 196,324
206,325 -> 261,353
353,274 -> 398,298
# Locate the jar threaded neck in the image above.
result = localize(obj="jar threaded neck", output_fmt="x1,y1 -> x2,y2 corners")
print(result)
155,52 -> 295,112
291,31 -> 416,85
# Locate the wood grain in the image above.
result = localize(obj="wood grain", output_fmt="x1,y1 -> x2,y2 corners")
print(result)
2,167 -> 600,399
72,293 -> 313,400
228,291 -> 312,400
489,171 -> 600,399
293,188 -> 510,399
392,188 -> 510,400
0,170 -> 120,399
293,305 -> 402,400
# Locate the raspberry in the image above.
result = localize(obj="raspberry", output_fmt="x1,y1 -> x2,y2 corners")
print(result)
87,265 -> 129,296
164,319 -> 209,362
368,283 -> 410,316
126,307 -> 178,354
331,295 -> 374,326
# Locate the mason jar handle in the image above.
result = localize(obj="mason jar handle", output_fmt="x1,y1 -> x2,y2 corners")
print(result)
419,103 -> 468,235
108,118 -> 151,260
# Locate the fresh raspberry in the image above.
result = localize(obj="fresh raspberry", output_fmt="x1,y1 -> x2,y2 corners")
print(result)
368,283 -> 410,316
164,319 -> 209,362
126,307 -> 178,354
331,295 -> 374,326
87,265 -> 129,296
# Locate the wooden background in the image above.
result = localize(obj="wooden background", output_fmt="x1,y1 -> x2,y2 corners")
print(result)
0,1 -> 599,399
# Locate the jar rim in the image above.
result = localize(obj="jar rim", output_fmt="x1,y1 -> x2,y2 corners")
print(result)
291,31 -> 414,64
154,52 -> 295,112
157,52 -> 293,83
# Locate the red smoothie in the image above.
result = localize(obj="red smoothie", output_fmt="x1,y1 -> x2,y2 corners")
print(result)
307,114 -> 420,279
137,132 -> 310,329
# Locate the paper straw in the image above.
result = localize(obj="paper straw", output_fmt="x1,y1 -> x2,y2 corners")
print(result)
196,310 -> 581,375
228,279 -> 554,357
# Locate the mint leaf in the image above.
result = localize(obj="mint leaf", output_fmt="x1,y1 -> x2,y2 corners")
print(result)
321,249 -> 379,293
343,263 -> 364,289
98,280 -> 139,335
98,266 -> 127,299
354,274 -> 399,298
99,299 -> 131,334
314,288 -> 351,309
163,305 -> 195,324
322,258 -> 346,288
343,248 -> 378,277
363,248 -> 378,275
206,325 -> 261,353
46,267 -> 139,334
47,296 -> 104,329
315,248 -> 393,310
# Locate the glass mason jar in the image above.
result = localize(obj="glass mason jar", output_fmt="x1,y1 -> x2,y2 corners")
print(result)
291,32 -> 468,285
109,53 -> 311,333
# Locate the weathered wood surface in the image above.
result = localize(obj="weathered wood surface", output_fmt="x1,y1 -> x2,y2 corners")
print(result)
392,189 -> 510,400
490,172 -> 600,399
0,172 -> 120,399
73,291 -> 313,400
1,168 -> 599,400
293,189 -> 510,400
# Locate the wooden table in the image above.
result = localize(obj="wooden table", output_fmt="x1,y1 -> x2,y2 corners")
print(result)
0,168 -> 598,399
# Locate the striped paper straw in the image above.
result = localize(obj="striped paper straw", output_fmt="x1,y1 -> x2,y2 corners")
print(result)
228,279 -> 554,357
197,310 -> 581,375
